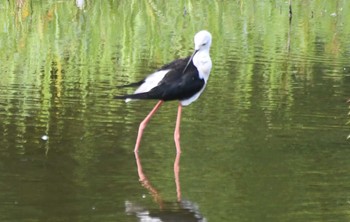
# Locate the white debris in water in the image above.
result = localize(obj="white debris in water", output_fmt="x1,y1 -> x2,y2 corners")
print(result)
142,194 -> 146,199
41,135 -> 49,141
330,12 -> 337,17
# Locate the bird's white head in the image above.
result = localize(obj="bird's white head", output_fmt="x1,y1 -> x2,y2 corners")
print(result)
191,30 -> 212,81
194,30 -> 212,51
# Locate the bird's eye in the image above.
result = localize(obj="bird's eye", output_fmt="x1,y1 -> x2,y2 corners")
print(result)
202,43 -> 207,46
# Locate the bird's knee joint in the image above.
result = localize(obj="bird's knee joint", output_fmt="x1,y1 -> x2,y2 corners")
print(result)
139,122 -> 147,131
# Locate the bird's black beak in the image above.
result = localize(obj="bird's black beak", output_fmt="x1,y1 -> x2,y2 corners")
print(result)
182,49 -> 198,74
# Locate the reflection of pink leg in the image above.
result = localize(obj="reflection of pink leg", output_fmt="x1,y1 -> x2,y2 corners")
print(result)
134,100 -> 164,152
174,103 -> 182,153
134,152 -> 146,181
174,152 -> 181,202
134,152 -> 163,206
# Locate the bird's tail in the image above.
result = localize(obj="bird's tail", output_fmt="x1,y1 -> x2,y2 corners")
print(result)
114,95 -> 128,100
114,92 -> 155,102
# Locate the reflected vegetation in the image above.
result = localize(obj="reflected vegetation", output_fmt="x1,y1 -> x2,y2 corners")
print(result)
348,99 -> 350,139
0,0 -> 350,221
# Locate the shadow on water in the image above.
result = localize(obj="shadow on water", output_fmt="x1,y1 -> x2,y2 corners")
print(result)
125,152 -> 206,222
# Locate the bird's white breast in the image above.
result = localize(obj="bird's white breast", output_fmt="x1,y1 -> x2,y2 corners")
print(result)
193,51 -> 212,82
180,51 -> 212,106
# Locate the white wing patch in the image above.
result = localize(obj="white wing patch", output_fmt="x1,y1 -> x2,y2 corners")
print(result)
125,69 -> 170,103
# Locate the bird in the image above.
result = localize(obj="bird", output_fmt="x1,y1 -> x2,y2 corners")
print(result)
115,30 -> 212,153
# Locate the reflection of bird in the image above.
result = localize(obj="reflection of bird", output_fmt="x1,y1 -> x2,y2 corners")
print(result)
125,200 -> 207,222
125,153 -> 207,222
115,30 -> 213,153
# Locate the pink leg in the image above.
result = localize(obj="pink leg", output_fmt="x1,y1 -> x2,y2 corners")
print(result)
174,103 -> 182,153
134,100 -> 164,152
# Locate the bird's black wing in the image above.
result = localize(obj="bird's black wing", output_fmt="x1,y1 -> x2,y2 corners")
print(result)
115,56 -> 204,101
115,60 -> 204,101
151,71 -> 205,101
116,56 -> 191,88
138,58 -> 205,101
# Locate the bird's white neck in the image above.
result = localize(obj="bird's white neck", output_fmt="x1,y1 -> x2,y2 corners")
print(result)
193,49 -> 212,82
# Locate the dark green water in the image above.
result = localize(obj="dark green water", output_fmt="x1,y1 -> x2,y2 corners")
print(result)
1,1 -> 350,221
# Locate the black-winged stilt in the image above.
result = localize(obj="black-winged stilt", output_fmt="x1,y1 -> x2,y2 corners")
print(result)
115,30 -> 212,153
